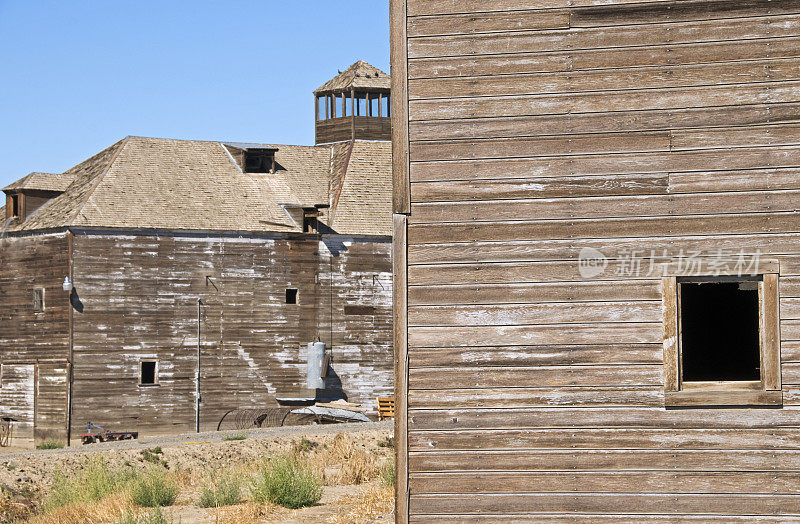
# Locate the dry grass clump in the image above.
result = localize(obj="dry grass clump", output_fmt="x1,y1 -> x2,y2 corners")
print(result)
214,501 -> 270,524
322,433 -> 379,485
328,484 -> 394,524
24,492 -> 131,524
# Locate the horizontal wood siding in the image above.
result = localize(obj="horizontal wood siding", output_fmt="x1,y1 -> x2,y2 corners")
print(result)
401,0 -> 800,520
0,233 -> 70,439
69,232 -> 392,439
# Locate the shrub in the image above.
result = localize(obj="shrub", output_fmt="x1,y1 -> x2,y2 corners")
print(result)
129,468 -> 179,508
379,459 -> 395,487
140,448 -> 168,468
250,454 -> 322,509
197,473 -> 242,508
36,438 -> 64,450
222,432 -> 247,442
45,458 -> 126,511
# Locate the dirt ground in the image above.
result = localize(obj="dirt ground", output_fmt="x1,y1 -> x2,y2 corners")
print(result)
0,422 -> 394,523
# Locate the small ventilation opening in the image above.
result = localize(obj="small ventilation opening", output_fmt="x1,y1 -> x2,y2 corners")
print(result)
680,280 -> 760,382
140,361 -> 157,385
286,288 -> 298,305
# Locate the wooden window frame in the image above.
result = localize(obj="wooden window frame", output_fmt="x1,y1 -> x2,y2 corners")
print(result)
138,359 -> 159,387
662,262 -> 781,407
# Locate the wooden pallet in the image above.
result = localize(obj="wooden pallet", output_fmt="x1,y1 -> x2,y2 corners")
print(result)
377,396 -> 395,421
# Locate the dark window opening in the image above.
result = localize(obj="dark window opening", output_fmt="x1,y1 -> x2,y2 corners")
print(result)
244,151 -> 274,173
680,280 -> 760,382
33,288 -> 44,313
302,209 -> 319,233
286,288 -> 298,305
140,361 -> 157,385
10,194 -> 19,217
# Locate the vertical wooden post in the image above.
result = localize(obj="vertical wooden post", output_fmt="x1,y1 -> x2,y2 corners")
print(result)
662,276 -> 679,393
351,88 -> 356,141
378,93 -> 383,117
391,0 -> 409,213
314,95 -> 319,122
392,213 -> 409,523
325,95 -> 329,119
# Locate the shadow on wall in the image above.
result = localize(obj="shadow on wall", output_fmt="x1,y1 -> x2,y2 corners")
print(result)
316,365 -> 348,403
70,289 -> 84,313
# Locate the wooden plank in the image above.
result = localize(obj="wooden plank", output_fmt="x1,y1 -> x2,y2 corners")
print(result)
409,301 -> 662,327
407,212 -> 800,245
763,273 -> 782,390
409,36 -> 800,79
392,213 -> 409,522
665,390 -> 782,406
673,123 -> 800,151
410,132 -> 672,162
409,448 -> 800,472
411,174 -> 668,203
410,146 -> 800,183
409,323 -> 662,347
409,14 -> 800,59
408,427 -> 800,451
409,492 -> 800,515
407,9 -> 569,37
410,103 -> 800,142
409,80 -> 800,121
410,470 -> 800,494
407,0 -> 672,16
408,386 -> 664,408
410,365 -> 663,389
408,344 -> 663,367
570,0 -> 800,28
408,280 -> 662,305
410,59 -> 800,100
408,406 -> 800,430
392,0 -> 411,214
408,235 -> 800,266
410,189 -> 800,224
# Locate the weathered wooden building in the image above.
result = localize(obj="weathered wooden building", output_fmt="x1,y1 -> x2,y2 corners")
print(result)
0,61 -> 394,444
392,1 -> 800,520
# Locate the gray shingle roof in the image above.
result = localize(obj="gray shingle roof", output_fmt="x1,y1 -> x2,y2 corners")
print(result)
315,61 -> 391,93
5,136 -> 391,236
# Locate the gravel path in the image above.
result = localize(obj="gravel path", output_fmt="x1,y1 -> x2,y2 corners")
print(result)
0,421 -> 392,459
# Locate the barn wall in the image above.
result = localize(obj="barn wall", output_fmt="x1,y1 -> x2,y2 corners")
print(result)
68,231 -> 392,439
399,0 -> 800,520
0,232 -> 71,439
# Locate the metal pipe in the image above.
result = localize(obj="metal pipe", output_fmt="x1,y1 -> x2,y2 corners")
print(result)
196,299 -> 201,433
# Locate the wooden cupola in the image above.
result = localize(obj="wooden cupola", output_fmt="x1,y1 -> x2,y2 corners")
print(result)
314,61 -> 391,145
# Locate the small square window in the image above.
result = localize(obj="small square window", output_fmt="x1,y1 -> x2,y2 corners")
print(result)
33,288 -> 45,313
139,360 -> 158,386
680,280 -> 760,382
286,289 -> 298,305
663,269 -> 781,407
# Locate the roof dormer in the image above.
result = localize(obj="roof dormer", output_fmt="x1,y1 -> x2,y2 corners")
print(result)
223,143 -> 279,174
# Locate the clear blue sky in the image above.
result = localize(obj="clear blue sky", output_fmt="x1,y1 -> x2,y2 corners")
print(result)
0,1 -> 389,188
